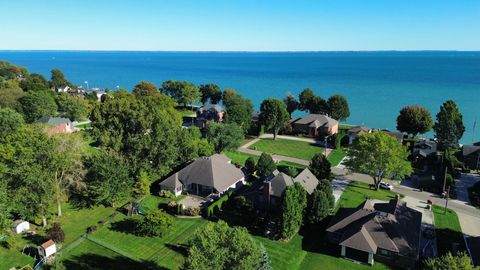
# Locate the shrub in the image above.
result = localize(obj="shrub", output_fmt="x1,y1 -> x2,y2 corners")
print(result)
46,223 -> 65,243
86,225 -> 97,234
184,207 -> 201,216
159,189 -> 175,199
137,209 -> 174,237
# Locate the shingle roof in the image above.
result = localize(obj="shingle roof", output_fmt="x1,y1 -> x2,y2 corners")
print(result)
293,168 -> 319,194
291,114 -> 338,128
327,199 -> 421,257
463,145 -> 480,156
266,168 -> 319,197
348,126 -> 371,136
35,116 -> 71,126
41,240 -> 55,249
160,154 -> 244,193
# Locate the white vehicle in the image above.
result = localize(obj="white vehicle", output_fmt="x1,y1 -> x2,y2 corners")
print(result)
379,181 -> 394,190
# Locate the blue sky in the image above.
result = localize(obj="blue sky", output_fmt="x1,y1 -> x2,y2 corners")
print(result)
1,0 -> 479,51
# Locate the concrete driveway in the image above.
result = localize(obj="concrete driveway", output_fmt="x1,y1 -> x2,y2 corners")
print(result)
455,173 -> 480,204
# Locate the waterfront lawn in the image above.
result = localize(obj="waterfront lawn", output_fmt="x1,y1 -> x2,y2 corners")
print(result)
335,181 -> 400,211
87,214 -> 207,269
432,205 -> 464,255
0,246 -> 35,270
249,138 -> 324,161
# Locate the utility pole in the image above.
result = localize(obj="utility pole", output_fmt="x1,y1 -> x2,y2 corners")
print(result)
442,159 -> 448,193
324,137 -> 328,157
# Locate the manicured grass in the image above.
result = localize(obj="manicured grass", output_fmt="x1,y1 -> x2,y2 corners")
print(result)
59,204 -> 117,245
432,205 -> 464,255
223,150 -> 306,171
335,181 -> 400,211
328,148 -> 346,166
249,138 -> 324,161
256,234 -> 389,270
140,194 -> 185,214
75,122 -> 92,129
0,246 -> 35,270
88,214 -> 207,269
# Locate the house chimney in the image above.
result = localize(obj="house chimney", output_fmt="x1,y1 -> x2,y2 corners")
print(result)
263,181 -> 271,210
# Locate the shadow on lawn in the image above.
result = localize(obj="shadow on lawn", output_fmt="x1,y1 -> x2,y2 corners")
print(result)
109,218 -> 140,235
299,216 -> 342,257
165,243 -> 189,257
63,253 -> 169,270
435,228 -> 466,256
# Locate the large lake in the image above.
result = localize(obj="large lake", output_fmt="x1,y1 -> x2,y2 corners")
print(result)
1,51 -> 479,143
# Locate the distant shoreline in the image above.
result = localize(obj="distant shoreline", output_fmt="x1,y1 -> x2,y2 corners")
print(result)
1,50 -> 480,53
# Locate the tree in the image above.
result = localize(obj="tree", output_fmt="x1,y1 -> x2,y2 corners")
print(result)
424,252 -> 478,270
396,105 -> 433,137
199,83 -> 221,104
184,221 -> 263,270
327,94 -> 350,121
0,61 -> 29,80
306,189 -> 329,225
20,73 -> 49,92
222,88 -> 238,108
177,127 -> 214,162
259,98 -> 289,140
309,153 -> 332,181
160,80 -> 199,107
0,79 -> 26,111
85,150 -> 133,207
133,170 -> 151,198
285,166 -> 298,177
344,131 -> 413,189
46,223 -> 65,243
137,209 -> 174,237
0,107 -> 25,137
224,94 -> 254,133
256,153 -> 276,179
133,81 -> 159,96
309,96 -> 328,114
50,68 -> 71,89
51,134 -> 87,216
205,122 -> 244,153
56,93 -> 89,121
317,179 -> 335,208
20,90 -> 58,122
245,157 -> 257,175
0,180 -> 11,230
434,100 -> 465,150
281,183 -> 307,239
283,94 -> 299,117
298,88 -> 315,112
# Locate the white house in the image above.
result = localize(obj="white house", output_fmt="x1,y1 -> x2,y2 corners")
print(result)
38,240 -> 57,258
12,220 -> 30,234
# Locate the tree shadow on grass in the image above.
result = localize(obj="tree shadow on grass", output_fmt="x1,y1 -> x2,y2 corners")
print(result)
23,233 -> 46,246
109,218 -> 140,235
164,243 -> 189,257
435,228 -> 466,256
63,253 -> 169,270
299,216 -> 340,257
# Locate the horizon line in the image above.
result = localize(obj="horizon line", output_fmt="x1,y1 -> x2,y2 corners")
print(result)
1,49 -> 480,53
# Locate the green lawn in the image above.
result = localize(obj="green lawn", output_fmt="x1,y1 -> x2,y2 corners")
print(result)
328,148 -> 346,166
0,246 -> 35,270
140,194 -> 186,213
87,214 -> 207,269
75,122 -> 92,129
249,138 -> 325,161
432,205 -> 464,255
335,181 -> 401,211
224,150 -> 306,172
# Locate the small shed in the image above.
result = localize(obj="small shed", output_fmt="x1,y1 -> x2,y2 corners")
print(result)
12,220 -> 30,234
38,240 -> 57,258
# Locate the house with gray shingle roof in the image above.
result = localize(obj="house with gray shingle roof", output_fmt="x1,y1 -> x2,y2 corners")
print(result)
35,116 -> 75,134
347,126 -> 372,144
290,114 -> 339,137
326,199 -> 422,268
159,154 -> 245,197
195,104 -> 224,128
462,144 -> 480,170
260,168 -> 319,209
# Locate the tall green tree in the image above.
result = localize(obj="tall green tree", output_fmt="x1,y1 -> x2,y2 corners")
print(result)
160,80 -> 200,107
306,189 -> 329,225
0,79 -> 26,111
309,96 -> 328,114
199,83 -> 221,104
344,131 -> 413,189
256,153 -> 276,179
396,105 -> 433,137
245,157 -> 257,175
327,94 -> 350,121
184,221 -> 263,270
50,68 -> 71,89
132,81 -> 159,96
222,88 -> 238,108
281,183 -> 307,239
434,100 -> 465,150
0,180 -> 11,230
51,134 -> 87,216
309,153 -> 332,181
283,94 -> 299,117
85,150 -> 132,207
20,90 -> 58,122
0,61 -> 29,80
205,122 -> 244,153
56,92 -> 89,121
259,98 -> 289,140
224,94 -> 254,133
20,73 -> 49,92
298,88 -> 315,112
133,170 -> 151,198
177,127 -> 214,162
0,107 -> 25,137
316,179 -> 335,209
137,209 -> 174,237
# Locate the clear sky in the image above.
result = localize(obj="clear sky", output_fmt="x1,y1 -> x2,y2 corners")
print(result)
1,0 -> 479,51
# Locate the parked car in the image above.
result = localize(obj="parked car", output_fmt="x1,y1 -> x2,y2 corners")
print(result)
379,181 -> 394,190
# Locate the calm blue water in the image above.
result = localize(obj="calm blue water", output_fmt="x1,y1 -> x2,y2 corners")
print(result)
1,51 -> 479,143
